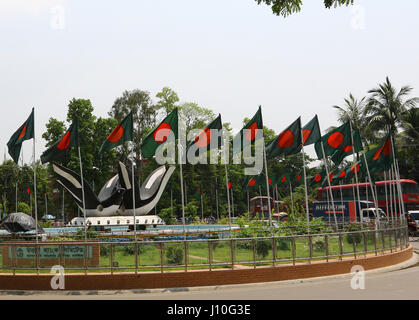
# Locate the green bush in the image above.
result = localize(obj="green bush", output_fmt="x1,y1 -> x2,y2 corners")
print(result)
166,246 -> 184,265
100,244 -> 109,256
277,239 -> 290,251
256,240 -> 271,259
313,237 -> 326,251
122,244 -> 135,256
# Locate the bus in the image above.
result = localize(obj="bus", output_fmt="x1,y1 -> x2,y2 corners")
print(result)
249,197 -> 287,219
317,179 -> 419,216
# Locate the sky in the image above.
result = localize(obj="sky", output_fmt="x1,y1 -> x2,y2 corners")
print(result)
0,0 -> 418,163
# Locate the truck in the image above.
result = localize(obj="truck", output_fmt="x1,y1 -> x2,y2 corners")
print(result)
312,200 -> 386,223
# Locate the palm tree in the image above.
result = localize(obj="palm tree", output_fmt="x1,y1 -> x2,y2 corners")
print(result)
363,77 -> 419,139
332,93 -> 375,144
400,107 -> 419,145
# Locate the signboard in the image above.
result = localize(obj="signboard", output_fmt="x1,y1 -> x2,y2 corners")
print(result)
9,246 -> 93,259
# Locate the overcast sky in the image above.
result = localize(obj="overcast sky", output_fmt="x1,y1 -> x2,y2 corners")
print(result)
1,0 -> 418,163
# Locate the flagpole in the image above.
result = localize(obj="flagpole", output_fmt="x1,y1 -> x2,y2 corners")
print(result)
15,182 -> 18,213
178,143 -> 187,240
33,137 -> 38,244
131,142 -> 137,241
224,163 -> 232,238
78,146 -> 87,242
263,144 -> 273,236
215,177 -> 219,221
231,184 -> 235,219
320,141 -> 338,229
201,188 -> 204,221
391,135 -> 405,223
384,171 -> 389,219
289,182 -> 294,217
300,134 -> 310,234
362,153 -> 379,218
348,122 -> 363,227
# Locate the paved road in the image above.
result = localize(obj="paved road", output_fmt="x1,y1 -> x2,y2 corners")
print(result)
3,239 -> 419,300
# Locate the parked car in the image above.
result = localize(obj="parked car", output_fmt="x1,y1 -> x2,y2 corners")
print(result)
407,211 -> 419,236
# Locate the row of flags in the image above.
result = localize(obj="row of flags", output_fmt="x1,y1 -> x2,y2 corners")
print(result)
6,107 -> 395,197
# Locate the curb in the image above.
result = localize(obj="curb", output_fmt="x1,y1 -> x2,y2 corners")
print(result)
1,252 -> 417,297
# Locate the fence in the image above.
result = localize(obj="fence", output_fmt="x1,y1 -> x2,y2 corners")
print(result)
0,221 -> 409,275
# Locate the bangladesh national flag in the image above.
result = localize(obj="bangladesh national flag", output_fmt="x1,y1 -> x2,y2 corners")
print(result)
365,134 -> 393,173
141,108 -> 178,159
41,119 -> 79,164
332,166 -> 351,185
293,172 -> 303,185
277,173 -> 291,185
99,111 -> 133,155
261,174 -> 275,189
302,115 -> 321,146
243,175 -> 261,190
330,129 -> 363,165
265,117 -> 302,159
187,114 -> 223,153
194,186 -> 202,200
309,170 -> 326,186
314,122 -> 352,160
7,108 -> 35,164
232,106 -> 263,155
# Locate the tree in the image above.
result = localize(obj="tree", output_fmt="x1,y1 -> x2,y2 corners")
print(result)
332,93 -> 374,145
397,108 -> 419,181
179,102 -> 216,132
255,0 -> 354,17
109,89 -> 157,176
363,77 -> 419,139
156,87 -> 180,115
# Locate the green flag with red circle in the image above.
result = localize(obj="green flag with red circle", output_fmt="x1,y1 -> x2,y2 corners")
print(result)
99,111 -> 133,155
365,133 -> 393,173
7,108 -> 35,164
277,173 -> 291,185
302,115 -> 321,146
330,129 -> 363,165
265,117 -> 302,159
293,171 -> 303,185
141,108 -> 178,159
309,170 -> 326,186
186,114 -> 222,154
41,119 -> 79,164
243,175 -> 261,190
232,106 -> 263,155
314,122 -> 352,160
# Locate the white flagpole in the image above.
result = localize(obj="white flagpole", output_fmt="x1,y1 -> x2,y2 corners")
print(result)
320,141 -> 338,229
348,122 -> 363,226
33,136 -> 38,243
15,182 -> 18,213
215,177 -> 219,221
224,163 -> 232,237
78,146 -> 87,242
263,144 -> 273,236
131,142 -> 137,241
384,171 -> 389,218
300,133 -> 310,233
289,182 -> 294,217
231,183 -> 235,219
178,143 -> 186,240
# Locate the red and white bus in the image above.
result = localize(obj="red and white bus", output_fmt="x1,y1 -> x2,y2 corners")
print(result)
317,179 -> 419,216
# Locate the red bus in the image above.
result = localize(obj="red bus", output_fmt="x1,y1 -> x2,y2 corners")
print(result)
317,179 -> 419,216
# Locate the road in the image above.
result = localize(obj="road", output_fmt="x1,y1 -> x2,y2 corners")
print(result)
3,238 -> 419,300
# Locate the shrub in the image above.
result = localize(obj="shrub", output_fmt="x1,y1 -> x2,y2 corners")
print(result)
277,239 -> 290,251
166,246 -> 184,265
100,245 -> 109,257
256,240 -> 271,259
313,237 -> 326,251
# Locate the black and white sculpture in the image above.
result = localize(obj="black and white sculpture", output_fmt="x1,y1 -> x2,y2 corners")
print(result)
52,161 -> 174,217
52,162 -> 126,217
117,162 -> 175,216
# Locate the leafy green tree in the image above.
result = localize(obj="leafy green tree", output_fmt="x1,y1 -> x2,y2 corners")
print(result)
109,89 -> 157,176
156,87 -> 180,115
255,0 -> 354,17
364,77 -> 419,139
